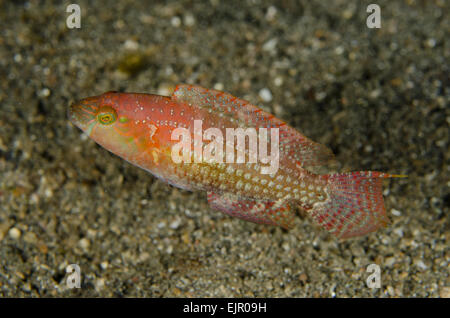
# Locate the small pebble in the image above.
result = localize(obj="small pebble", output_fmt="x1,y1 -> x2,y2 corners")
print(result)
440,287 -> 450,298
369,89 -> 381,98
213,82 -> 224,91
9,227 -> 21,240
79,238 -> 90,250
393,227 -> 404,237
266,6 -> 277,21
169,218 -> 181,230
95,278 -> 105,291
259,88 -> 272,102
100,261 -> 109,270
157,83 -> 175,96
23,232 -> 37,244
364,145 -> 373,152
386,285 -> 395,296
171,16 -> 181,27
425,38 -> 436,48
315,91 -> 327,101
157,222 -> 166,229
184,13 -> 195,26
38,88 -> 51,98
384,256 -> 396,267
334,46 -> 344,55
414,259 -> 428,271
123,39 -> 139,50
14,53 -> 22,63
262,38 -> 277,51
273,76 -> 283,87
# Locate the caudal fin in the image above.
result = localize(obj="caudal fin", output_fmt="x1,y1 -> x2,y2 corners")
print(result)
310,171 -> 406,239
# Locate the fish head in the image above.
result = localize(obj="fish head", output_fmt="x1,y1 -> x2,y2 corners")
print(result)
68,91 -> 124,136
68,92 -> 145,158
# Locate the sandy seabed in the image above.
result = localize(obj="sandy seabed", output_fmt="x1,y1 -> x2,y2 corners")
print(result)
0,0 -> 448,297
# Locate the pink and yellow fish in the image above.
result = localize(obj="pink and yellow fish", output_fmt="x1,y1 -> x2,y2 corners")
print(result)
68,85 -> 404,239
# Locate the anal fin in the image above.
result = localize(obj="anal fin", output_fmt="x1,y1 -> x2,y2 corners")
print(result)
207,192 -> 295,229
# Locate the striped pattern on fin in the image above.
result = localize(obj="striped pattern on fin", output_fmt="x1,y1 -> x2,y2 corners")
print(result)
310,171 -> 401,239
172,84 -> 335,170
207,192 -> 294,229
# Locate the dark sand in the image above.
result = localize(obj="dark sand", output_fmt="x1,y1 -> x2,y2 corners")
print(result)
0,1 -> 448,297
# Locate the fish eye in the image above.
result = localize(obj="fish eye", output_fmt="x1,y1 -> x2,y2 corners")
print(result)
96,106 -> 117,125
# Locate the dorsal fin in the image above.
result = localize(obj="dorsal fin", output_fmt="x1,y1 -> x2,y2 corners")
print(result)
171,84 -> 335,171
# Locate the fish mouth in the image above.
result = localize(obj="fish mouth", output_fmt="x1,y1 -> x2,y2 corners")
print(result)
68,98 -> 99,132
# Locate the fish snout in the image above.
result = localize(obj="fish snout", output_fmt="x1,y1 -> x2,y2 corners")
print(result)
68,99 -> 98,131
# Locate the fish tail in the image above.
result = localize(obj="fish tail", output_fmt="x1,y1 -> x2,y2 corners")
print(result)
310,171 -> 406,239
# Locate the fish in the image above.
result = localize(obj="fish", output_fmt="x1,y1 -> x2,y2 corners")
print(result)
68,84 -> 405,239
